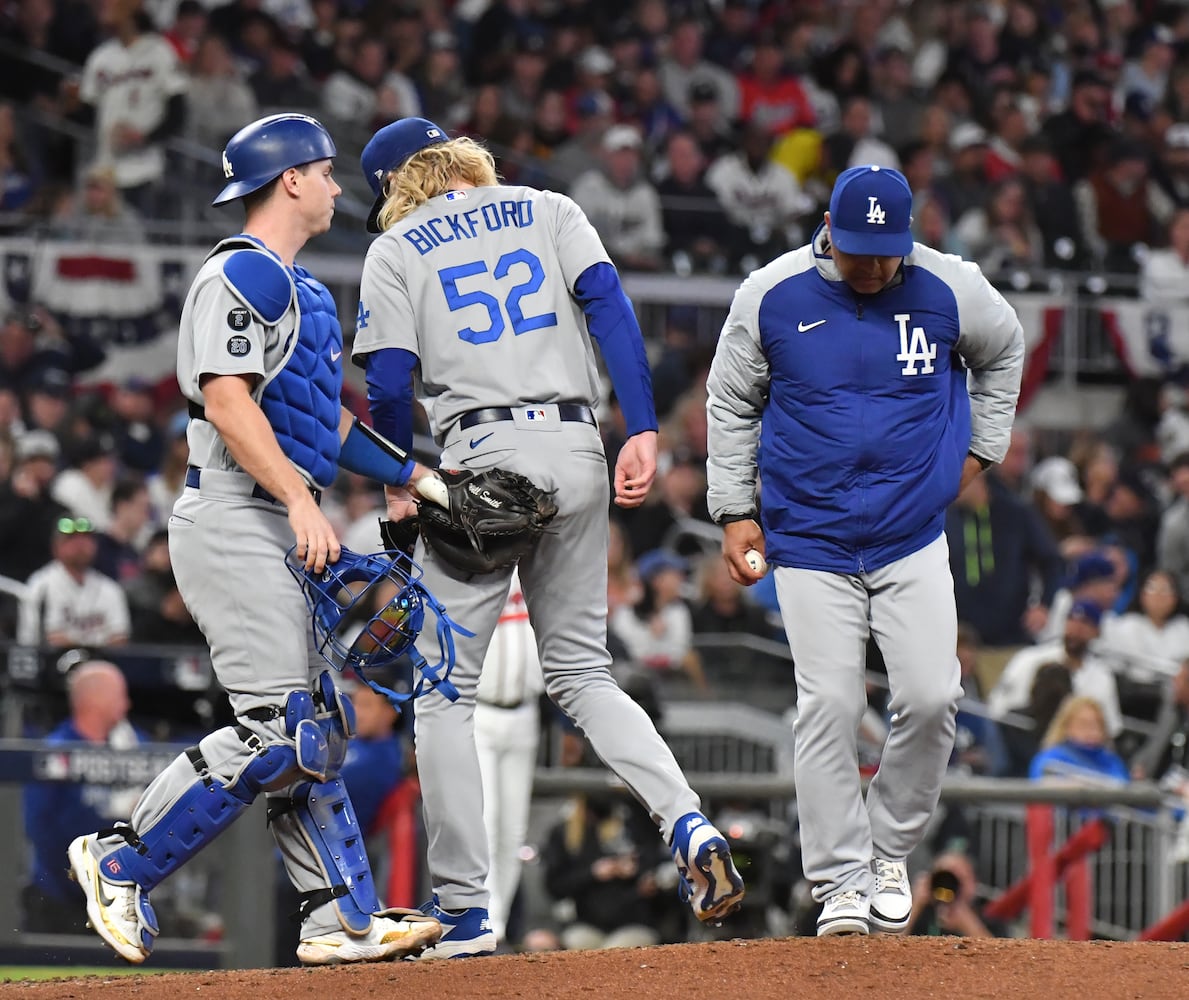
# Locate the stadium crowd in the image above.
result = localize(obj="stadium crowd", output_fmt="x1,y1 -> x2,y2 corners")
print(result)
3,0 -> 1189,952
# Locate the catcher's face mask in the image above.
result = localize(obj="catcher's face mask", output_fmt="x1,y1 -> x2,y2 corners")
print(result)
286,546 -> 472,706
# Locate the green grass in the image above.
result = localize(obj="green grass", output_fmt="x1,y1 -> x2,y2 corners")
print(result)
0,966 -> 182,981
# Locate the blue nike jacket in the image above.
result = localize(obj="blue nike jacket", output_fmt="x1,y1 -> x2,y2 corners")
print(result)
706,225 -> 1025,574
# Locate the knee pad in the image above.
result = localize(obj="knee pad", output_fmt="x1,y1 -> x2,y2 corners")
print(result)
284,673 -> 358,782
277,778 -> 380,934
104,732 -> 298,891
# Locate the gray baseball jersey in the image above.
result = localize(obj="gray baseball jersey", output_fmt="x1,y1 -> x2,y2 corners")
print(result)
353,185 -> 610,441
354,184 -> 705,913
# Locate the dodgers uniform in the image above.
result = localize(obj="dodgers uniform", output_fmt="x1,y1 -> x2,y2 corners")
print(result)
707,177 -> 1024,929
354,181 -> 719,919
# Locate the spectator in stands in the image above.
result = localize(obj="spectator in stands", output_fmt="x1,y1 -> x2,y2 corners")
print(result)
1038,551 -> 1121,643
46,162 -> 146,244
74,0 -> 188,215
707,122 -> 810,272
871,45 -> 923,146
542,792 -> 680,950
684,79 -> 735,164
1030,694 -> 1130,785
953,176 -> 1045,274
545,88 -> 613,191
20,660 -> 143,933
1100,569 -> 1189,713
147,410 -> 188,525
107,376 -> 164,473
569,124 -> 664,273
1019,135 -> 1088,269
655,130 -> 729,276
1154,123 -> 1189,210
609,548 -> 706,693
738,30 -> 815,137
1140,205 -> 1189,304
907,848 -> 1003,938
945,465 -> 1063,648
0,309 -> 61,393
1030,455 -> 1091,551
823,95 -> 900,175
21,365 -> 72,437
1119,26 -> 1176,110
1041,69 -> 1115,184
0,430 -> 67,585
93,477 -> 150,582
161,0 -> 205,65
51,432 -> 118,531
1001,661 -> 1075,778
322,38 -> 409,134
249,32 -> 319,112
298,0 -> 340,82
621,65 -> 683,158
984,94 -> 1030,184
658,17 -> 739,125
692,553 -> 771,638
500,31 -> 549,125
989,599 -> 1123,739
1074,139 -> 1175,274
123,527 -> 200,644
18,514 -> 130,648
936,123 -> 990,227
416,29 -> 466,128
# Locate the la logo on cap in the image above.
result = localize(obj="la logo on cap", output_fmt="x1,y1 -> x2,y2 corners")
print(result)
866,197 -> 886,225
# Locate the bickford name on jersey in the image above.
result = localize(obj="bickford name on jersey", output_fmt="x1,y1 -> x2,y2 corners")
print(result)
707,226 -> 1025,573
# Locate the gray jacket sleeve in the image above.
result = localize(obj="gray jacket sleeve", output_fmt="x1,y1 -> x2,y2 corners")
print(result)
950,258 -> 1026,464
705,275 -> 770,522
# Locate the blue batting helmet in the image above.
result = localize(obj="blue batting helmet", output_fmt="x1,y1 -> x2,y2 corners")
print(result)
213,113 -> 337,206
286,544 -> 470,706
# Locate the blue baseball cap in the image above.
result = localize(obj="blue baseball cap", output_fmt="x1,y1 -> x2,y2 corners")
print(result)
828,165 -> 914,257
1067,599 -> 1103,628
361,117 -> 449,232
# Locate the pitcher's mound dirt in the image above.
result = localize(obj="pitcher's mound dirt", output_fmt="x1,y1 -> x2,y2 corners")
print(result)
3,937 -> 1188,1000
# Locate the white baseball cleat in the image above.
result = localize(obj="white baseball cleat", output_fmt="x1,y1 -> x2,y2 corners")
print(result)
870,858 -> 912,933
297,909 -> 442,965
817,890 -> 870,936
68,835 -> 158,964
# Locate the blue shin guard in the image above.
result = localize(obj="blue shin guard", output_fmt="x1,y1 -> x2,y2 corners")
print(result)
282,778 -> 380,933
102,737 -> 298,891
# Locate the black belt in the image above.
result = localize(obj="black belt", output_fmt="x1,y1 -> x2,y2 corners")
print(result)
458,403 -> 595,430
185,466 -> 322,507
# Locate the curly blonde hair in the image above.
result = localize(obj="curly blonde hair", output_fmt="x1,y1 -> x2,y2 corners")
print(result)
374,137 -> 500,232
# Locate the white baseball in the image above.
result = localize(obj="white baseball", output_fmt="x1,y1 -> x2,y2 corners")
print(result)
744,549 -> 767,574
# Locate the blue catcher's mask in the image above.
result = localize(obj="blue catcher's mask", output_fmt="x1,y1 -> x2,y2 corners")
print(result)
286,545 -> 470,706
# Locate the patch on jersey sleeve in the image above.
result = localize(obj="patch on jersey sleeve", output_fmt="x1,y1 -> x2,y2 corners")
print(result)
227,306 -> 250,331
227,335 -> 251,356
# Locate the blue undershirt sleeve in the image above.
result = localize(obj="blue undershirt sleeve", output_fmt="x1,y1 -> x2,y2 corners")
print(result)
572,262 -> 658,437
364,347 -> 418,454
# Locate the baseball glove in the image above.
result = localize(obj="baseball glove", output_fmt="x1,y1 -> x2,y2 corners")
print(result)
401,467 -> 558,574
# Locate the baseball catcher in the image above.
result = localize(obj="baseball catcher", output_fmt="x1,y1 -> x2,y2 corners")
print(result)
382,468 -> 558,574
